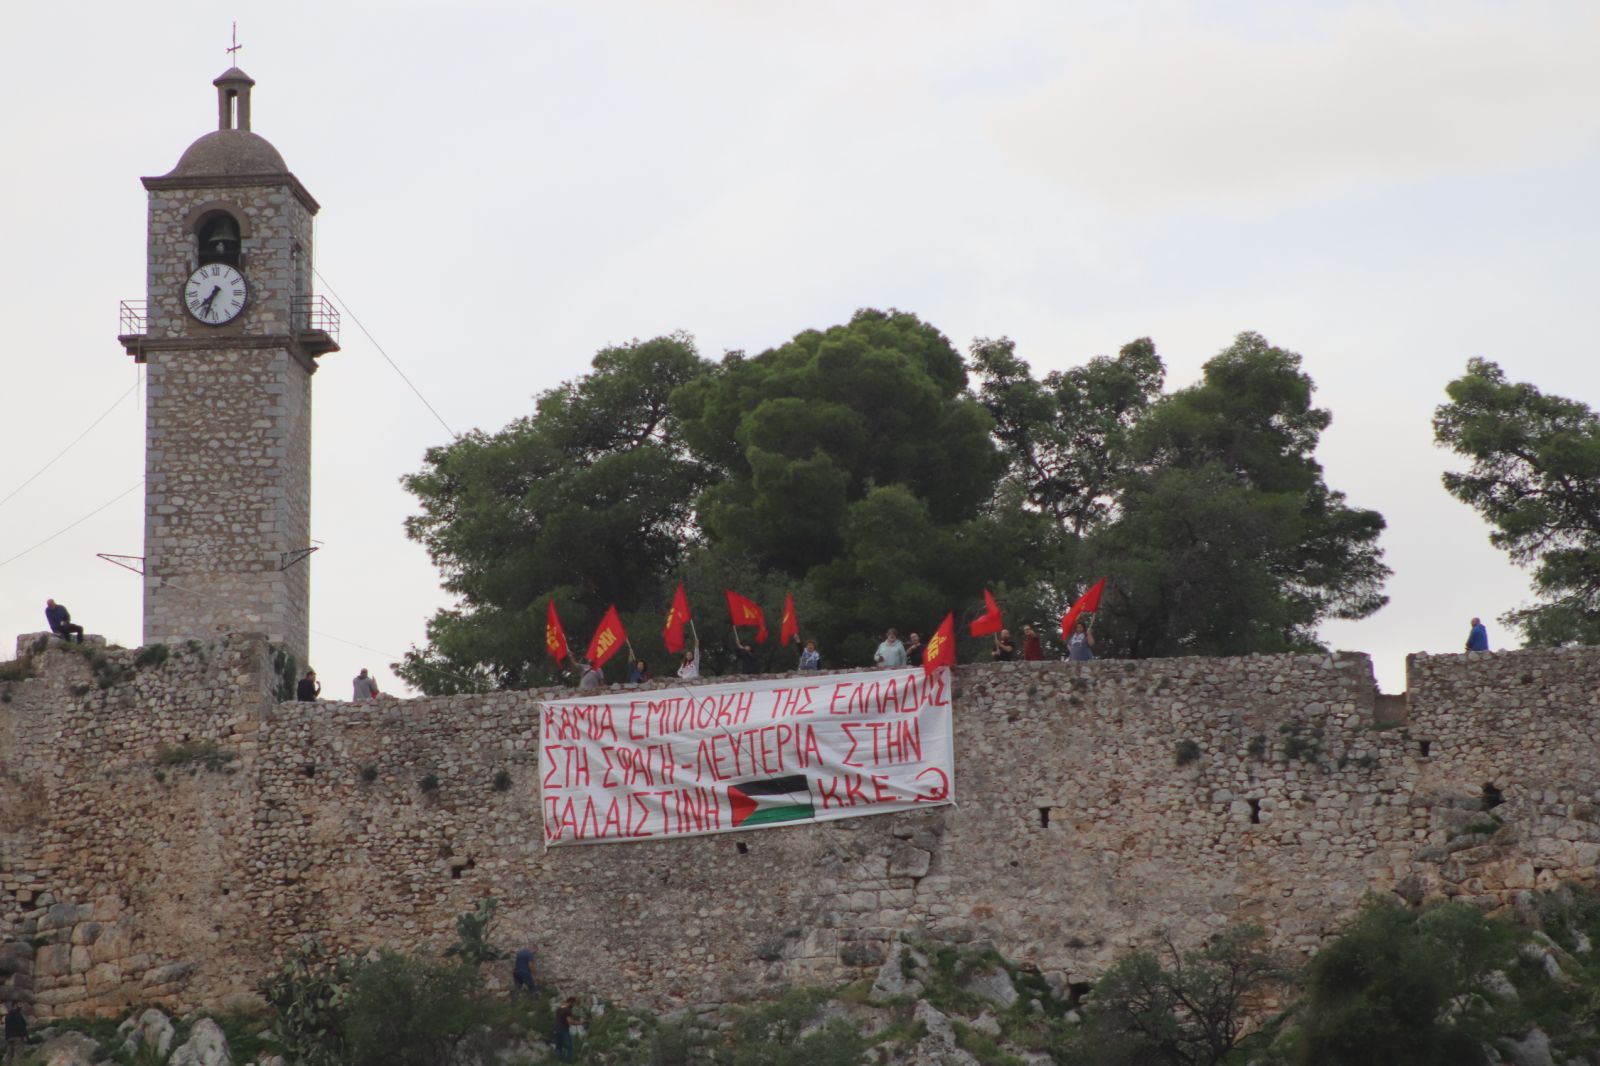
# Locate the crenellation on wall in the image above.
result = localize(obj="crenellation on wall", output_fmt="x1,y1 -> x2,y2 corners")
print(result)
2,639 -> 1600,1017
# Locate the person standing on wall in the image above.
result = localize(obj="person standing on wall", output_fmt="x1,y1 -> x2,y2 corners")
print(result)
732,634 -> 758,674
44,599 -> 84,644
874,628 -> 907,669
992,628 -> 1016,661
1067,620 -> 1095,661
798,638 -> 821,671
904,631 -> 925,667
1466,617 -> 1489,652
352,668 -> 379,700
1021,624 -> 1045,661
296,670 -> 321,701
678,638 -> 701,679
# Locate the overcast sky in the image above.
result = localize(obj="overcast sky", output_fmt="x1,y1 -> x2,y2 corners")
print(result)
3,0 -> 1597,696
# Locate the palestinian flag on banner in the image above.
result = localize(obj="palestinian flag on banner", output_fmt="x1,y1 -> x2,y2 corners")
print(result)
728,775 -> 815,828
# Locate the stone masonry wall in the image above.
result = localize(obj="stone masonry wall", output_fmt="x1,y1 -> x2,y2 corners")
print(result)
1,633 -> 1597,1018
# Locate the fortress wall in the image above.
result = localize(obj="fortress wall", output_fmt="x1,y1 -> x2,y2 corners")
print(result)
2,635 -> 1598,1017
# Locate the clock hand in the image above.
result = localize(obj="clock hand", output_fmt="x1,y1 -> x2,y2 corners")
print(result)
199,285 -> 221,313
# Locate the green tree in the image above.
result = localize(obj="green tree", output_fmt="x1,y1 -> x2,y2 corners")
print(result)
971,334 -> 1165,537
399,335 -> 711,692
1089,332 -> 1389,657
674,308 -> 1037,662
343,952 -> 504,1066
1434,358 -> 1600,645
1294,899 -> 1510,1066
674,308 -> 1003,574
1064,925 -> 1288,1066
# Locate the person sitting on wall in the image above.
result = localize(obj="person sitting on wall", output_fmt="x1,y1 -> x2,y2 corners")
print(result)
626,658 -> 651,684
44,599 -> 84,644
296,669 -> 321,701
1466,617 -> 1489,652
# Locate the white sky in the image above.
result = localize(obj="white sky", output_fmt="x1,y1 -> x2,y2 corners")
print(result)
2,0 -> 1597,696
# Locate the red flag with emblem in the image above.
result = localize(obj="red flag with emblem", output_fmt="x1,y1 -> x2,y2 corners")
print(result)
663,582 -> 692,654
968,588 -> 1004,637
779,592 -> 800,647
545,601 -> 571,665
724,589 -> 769,643
924,613 -> 956,675
585,605 -> 627,667
1059,578 -> 1107,641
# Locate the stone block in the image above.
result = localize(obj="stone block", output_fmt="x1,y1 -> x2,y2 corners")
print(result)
34,944 -> 72,979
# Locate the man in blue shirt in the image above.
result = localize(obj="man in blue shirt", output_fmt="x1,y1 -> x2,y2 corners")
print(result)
1466,617 -> 1489,652
512,945 -> 537,998
45,599 -> 85,643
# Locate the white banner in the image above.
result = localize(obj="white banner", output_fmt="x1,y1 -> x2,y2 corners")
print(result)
539,667 -> 955,846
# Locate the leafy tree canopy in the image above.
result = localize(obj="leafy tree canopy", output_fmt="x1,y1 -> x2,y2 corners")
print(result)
1434,358 -> 1600,646
1088,332 -> 1389,657
398,317 -> 1389,690
674,308 -> 1004,574
397,335 -> 711,691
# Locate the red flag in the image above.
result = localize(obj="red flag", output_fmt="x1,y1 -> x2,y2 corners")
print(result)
779,592 -> 800,647
663,582 -> 692,654
968,588 -> 1004,637
585,605 -> 627,667
1060,578 -> 1107,641
924,613 -> 957,675
724,589 -> 768,643
545,601 -> 571,665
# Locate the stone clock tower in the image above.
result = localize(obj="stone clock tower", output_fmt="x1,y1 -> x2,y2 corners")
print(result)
120,68 -> 337,668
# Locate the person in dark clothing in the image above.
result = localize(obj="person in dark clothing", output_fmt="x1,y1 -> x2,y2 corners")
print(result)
552,996 -> 580,1062
904,632 -> 925,667
626,659 -> 651,684
511,945 -> 537,998
733,637 -> 758,675
1466,617 -> 1489,652
44,599 -> 84,643
295,670 -> 321,701
4,1001 -> 26,1065
991,628 -> 1016,662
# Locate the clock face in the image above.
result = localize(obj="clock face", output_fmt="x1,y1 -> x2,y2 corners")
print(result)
184,264 -> 248,325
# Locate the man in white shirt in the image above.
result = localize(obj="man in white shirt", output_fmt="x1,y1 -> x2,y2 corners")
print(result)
874,629 -> 907,669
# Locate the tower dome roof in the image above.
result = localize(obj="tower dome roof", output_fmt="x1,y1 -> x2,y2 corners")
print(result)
166,129 -> 288,178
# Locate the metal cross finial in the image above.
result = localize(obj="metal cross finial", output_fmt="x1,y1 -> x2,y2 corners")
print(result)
226,22 -> 242,61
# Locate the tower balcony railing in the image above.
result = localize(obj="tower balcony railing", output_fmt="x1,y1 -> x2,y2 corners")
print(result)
119,300 -> 148,336
117,295 -> 340,358
293,294 -> 340,356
